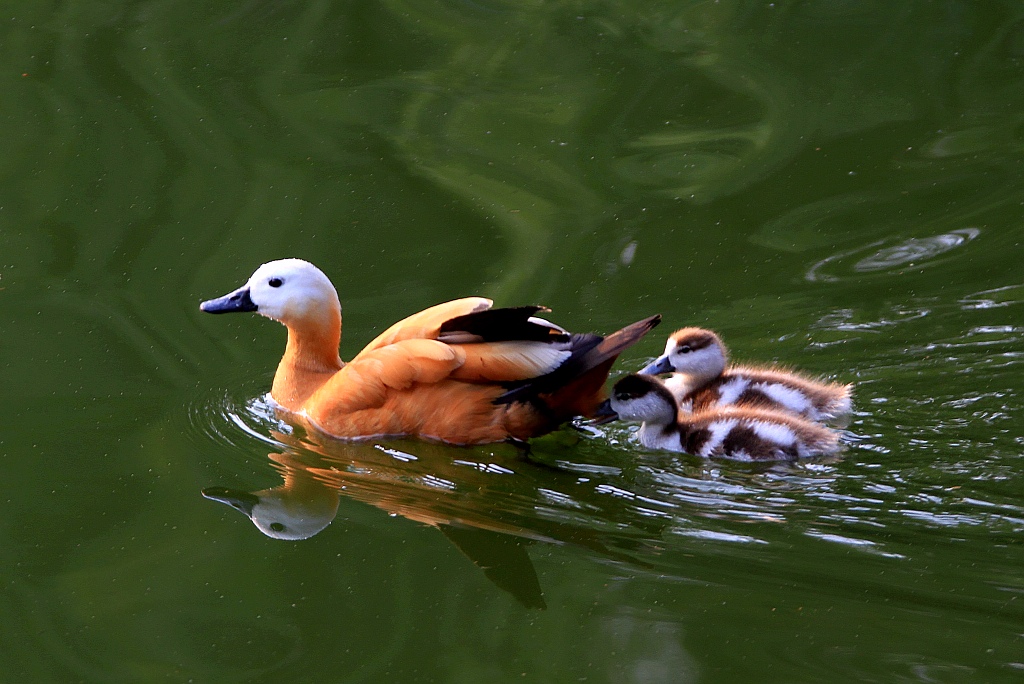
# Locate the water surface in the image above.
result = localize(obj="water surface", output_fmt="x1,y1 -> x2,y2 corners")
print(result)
2,1 -> 1023,682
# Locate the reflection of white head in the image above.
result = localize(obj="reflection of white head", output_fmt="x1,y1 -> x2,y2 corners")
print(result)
248,487 -> 340,540
203,478 -> 340,541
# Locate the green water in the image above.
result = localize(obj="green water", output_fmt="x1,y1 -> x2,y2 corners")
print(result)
3,1 -> 1023,681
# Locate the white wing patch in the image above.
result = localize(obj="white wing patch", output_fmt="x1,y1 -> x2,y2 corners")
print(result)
453,341 -> 571,382
527,316 -> 569,335
491,342 -> 573,374
507,343 -> 572,375
717,377 -> 750,405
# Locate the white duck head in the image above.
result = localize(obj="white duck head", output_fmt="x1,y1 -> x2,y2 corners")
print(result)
200,258 -> 341,325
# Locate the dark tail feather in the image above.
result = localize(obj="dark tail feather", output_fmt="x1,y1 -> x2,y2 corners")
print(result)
495,314 -> 661,418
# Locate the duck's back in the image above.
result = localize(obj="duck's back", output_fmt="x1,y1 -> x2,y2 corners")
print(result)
300,304 -> 659,444
354,297 -> 493,356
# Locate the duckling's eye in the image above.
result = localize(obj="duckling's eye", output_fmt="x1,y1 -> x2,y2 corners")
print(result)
270,522 -> 286,532
268,277 -> 284,288
679,345 -> 692,354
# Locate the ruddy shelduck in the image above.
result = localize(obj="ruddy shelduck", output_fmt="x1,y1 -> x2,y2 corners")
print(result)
598,374 -> 841,461
639,327 -> 852,422
201,259 -> 660,445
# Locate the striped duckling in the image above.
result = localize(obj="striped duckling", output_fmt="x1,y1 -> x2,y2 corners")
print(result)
639,327 -> 852,422
603,374 -> 841,461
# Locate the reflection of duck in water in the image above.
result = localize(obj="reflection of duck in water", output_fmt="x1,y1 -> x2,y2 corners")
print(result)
639,327 -> 851,422
203,453 -> 340,541
599,374 -> 842,461
203,437 -> 650,609
200,259 -> 659,444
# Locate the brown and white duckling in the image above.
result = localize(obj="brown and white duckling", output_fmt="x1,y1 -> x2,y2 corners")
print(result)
602,374 -> 841,461
638,327 -> 852,422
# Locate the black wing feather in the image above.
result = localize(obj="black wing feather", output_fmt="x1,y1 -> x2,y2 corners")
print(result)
438,306 -> 571,344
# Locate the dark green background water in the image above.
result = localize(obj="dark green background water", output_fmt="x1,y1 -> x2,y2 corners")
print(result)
3,1 -> 1023,681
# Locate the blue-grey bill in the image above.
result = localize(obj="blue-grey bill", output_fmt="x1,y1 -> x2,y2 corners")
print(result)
200,287 -> 257,314
637,356 -> 673,375
590,399 -> 618,424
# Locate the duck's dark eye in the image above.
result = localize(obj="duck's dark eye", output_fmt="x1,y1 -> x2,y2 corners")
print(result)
268,278 -> 283,288
679,345 -> 692,354
270,522 -> 285,532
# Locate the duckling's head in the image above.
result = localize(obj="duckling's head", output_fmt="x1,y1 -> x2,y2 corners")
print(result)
201,259 -> 341,326
639,327 -> 726,379
608,374 -> 678,424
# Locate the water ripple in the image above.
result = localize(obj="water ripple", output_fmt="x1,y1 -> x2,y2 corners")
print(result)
960,283 -> 1024,310
853,228 -> 979,272
806,228 -> 980,282
185,385 -> 290,457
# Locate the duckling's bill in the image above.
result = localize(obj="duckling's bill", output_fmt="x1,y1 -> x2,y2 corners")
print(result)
638,356 -> 673,375
591,399 -> 619,424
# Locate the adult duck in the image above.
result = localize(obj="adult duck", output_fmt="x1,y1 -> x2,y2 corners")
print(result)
600,374 -> 841,461
201,259 -> 660,445
639,327 -> 852,422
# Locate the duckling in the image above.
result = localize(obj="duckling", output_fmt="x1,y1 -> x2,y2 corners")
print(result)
602,374 -> 841,461
638,327 -> 851,422
200,259 -> 660,445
